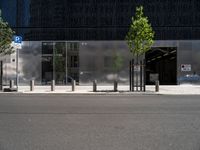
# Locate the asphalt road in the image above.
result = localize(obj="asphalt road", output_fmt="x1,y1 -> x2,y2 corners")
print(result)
0,94 -> 200,150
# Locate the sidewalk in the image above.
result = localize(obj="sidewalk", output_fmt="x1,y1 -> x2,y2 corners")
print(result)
1,84 -> 200,95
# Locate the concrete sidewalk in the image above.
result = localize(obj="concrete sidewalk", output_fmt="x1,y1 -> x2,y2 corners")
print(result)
1,84 -> 200,95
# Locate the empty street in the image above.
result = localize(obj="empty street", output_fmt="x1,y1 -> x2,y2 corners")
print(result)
0,94 -> 200,150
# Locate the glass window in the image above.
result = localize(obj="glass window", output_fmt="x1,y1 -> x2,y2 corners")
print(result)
42,42 -> 53,54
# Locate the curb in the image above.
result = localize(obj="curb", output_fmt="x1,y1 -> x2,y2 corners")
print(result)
1,92 -> 200,96
0,91 -> 159,96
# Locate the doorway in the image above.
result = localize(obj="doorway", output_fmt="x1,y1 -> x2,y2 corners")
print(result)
145,47 -> 177,85
41,42 -> 79,85
67,42 -> 80,84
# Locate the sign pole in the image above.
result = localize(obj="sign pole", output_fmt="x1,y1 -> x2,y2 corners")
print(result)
13,35 -> 22,91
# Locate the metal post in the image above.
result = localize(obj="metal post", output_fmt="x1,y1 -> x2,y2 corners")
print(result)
51,80 -> 55,91
143,59 -> 146,92
72,80 -> 76,91
155,80 -> 159,92
93,80 -> 97,92
0,61 -> 3,91
140,61 -> 143,91
65,42 -> 68,85
136,62 -> 138,92
129,61 -> 132,91
114,80 -> 118,92
30,80 -> 34,91
132,59 -> 135,92
53,43 -> 55,84
10,80 -> 14,89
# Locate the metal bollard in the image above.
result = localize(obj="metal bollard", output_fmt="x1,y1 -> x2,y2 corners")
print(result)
30,80 -> 34,91
0,61 -> 3,91
155,80 -> 159,92
114,80 -> 118,92
51,80 -> 55,91
10,80 -> 14,88
93,80 -> 97,92
72,80 -> 76,91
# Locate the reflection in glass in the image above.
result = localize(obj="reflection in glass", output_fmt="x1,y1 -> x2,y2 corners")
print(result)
67,42 -> 79,84
54,42 -> 66,85
42,42 -> 53,85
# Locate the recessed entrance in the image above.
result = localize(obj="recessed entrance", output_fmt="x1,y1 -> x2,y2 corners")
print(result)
145,47 -> 177,85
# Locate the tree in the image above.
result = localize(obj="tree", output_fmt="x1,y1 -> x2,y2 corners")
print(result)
0,9 -> 15,55
125,6 -> 154,91
125,6 -> 154,62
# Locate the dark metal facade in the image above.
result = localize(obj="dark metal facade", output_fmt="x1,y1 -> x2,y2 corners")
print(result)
1,0 -> 200,40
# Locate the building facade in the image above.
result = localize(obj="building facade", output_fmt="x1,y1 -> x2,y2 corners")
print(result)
1,0 -> 200,85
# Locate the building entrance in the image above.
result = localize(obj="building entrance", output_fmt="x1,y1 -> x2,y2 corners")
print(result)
145,47 -> 177,85
41,42 -> 79,85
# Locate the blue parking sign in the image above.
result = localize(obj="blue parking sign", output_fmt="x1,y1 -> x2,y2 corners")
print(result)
13,36 -> 22,44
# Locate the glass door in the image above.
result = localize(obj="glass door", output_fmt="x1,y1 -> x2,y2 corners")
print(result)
54,42 -> 67,85
67,42 -> 80,84
42,42 -> 53,85
42,42 -> 67,85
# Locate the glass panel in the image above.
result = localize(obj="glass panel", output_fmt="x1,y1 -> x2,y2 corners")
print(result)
5,41 -> 42,86
54,42 -> 66,85
42,42 -> 53,85
42,42 -> 53,54
67,42 -> 80,83
79,41 -> 131,85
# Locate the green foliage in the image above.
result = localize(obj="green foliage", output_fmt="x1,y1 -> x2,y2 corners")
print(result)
125,6 -> 154,57
112,52 -> 123,73
0,10 -> 15,55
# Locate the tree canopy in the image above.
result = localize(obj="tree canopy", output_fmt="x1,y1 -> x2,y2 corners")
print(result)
0,9 -> 15,55
126,6 -> 154,57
